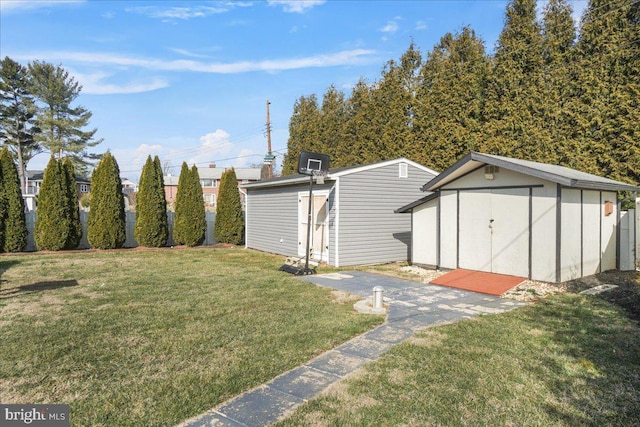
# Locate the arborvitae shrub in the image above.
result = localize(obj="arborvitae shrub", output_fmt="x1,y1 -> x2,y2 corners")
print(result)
135,155 -> 168,247
87,152 -> 126,249
214,168 -> 244,245
63,158 -> 82,249
34,156 -> 70,251
0,148 -> 27,252
174,163 -> 206,247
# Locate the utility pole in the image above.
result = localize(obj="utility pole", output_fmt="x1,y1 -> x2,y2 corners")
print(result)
264,100 -> 274,179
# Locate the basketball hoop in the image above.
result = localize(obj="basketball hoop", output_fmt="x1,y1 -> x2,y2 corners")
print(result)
313,170 -> 327,185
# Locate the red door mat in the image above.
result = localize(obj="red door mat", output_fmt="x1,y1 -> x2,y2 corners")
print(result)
430,269 -> 526,296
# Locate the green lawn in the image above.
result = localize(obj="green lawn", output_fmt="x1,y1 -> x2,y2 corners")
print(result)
276,293 -> 640,426
0,247 -> 383,426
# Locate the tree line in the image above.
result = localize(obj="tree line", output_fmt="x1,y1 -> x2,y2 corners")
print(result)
282,0 -> 639,187
0,57 -> 101,190
0,149 -> 244,252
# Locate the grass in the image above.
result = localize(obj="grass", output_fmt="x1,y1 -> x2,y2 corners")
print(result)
276,293 -> 640,426
0,247 -> 383,426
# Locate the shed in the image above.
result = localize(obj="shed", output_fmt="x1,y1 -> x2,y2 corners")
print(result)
397,152 -> 639,282
242,158 -> 438,267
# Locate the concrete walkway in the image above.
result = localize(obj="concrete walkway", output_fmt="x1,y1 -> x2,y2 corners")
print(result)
178,272 -> 527,427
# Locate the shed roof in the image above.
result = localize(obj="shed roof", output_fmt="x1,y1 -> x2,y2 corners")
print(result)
395,192 -> 439,213
422,152 -> 639,192
241,158 -> 438,189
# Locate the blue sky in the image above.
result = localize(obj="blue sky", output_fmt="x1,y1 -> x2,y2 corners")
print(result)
1,0 -> 587,180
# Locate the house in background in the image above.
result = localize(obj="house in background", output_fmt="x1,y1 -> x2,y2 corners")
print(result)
397,152 -> 639,282
23,170 -> 91,212
163,164 -> 262,209
121,178 -> 138,194
241,158 -> 438,266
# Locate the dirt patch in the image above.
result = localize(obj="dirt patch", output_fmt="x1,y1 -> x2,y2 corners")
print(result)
330,290 -> 360,305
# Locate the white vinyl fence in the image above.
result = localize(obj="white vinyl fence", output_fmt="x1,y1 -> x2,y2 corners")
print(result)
25,211 -> 218,251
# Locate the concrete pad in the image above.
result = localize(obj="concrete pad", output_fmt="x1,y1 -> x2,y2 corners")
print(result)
215,386 -> 303,427
268,366 -> 340,401
307,350 -> 370,377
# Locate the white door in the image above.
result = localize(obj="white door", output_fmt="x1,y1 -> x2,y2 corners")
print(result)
299,192 -> 329,262
458,188 -> 530,277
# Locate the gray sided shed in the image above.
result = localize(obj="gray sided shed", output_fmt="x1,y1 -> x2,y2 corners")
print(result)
242,158 -> 438,267
397,152 -> 639,283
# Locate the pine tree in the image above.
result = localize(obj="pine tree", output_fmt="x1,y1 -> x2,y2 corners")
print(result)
480,0 -> 552,162
173,162 -> 206,247
87,152 -> 126,249
283,95 -> 320,175
0,148 -> 26,252
135,155 -> 168,247
414,27 -> 489,171
214,168 -> 244,245
28,61 -> 102,174
34,156 -> 69,251
63,157 -> 82,249
0,57 -> 41,192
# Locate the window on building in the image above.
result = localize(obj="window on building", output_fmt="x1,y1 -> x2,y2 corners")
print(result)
80,184 -> 89,193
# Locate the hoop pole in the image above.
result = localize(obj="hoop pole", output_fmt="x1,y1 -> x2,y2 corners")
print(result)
304,174 -> 314,273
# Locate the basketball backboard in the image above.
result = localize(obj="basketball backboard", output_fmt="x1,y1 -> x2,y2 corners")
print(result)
298,151 -> 330,176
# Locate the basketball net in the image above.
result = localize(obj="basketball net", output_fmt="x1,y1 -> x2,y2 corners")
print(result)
313,170 -> 327,185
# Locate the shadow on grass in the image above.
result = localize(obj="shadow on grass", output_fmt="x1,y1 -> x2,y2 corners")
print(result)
0,259 -> 21,287
527,296 -> 640,425
0,280 -> 79,300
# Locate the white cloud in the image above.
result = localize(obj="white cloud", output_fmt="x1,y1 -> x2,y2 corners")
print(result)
415,20 -> 428,31
16,49 -> 377,74
0,0 -> 85,12
70,70 -> 169,95
267,0 -> 325,13
126,6 -> 229,20
234,149 -> 255,168
380,20 -> 399,33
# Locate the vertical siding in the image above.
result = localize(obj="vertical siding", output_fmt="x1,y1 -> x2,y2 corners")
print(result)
530,184 -> 557,282
439,190 -> 458,269
412,198 -> 438,266
561,189 -> 582,281
337,163 -> 435,266
601,191 -> 618,272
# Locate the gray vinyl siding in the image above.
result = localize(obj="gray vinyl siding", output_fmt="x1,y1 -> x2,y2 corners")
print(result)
337,164 -> 436,266
246,186 -> 299,257
245,183 -> 336,261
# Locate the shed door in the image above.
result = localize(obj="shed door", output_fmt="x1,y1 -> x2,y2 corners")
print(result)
458,188 -> 529,277
298,193 -> 329,262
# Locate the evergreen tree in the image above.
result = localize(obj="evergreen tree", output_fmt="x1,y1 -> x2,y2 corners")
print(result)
283,95 -> 320,175
0,148 -> 26,251
214,168 -> 244,245
414,27 -> 489,171
0,57 -> 41,192
571,0 -> 640,183
135,155 -> 168,247
317,85 -> 347,165
34,156 -> 69,251
63,157 -> 82,249
480,0 -> 552,162
87,152 -> 126,249
173,162 -> 206,247
371,43 -> 422,161
339,78 -> 378,167
28,61 -> 102,174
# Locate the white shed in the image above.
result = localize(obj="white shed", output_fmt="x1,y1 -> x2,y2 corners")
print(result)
397,152 -> 639,282
242,158 -> 438,267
